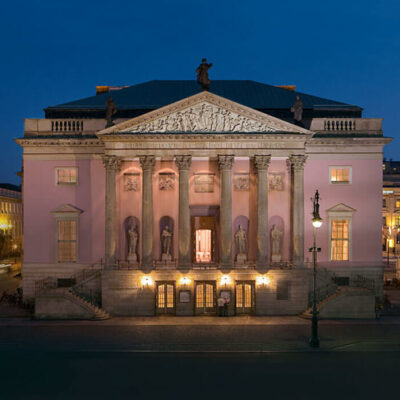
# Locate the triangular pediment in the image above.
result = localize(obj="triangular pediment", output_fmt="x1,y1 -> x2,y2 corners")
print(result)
327,203 -> 357,214
98,91 -> 312,135
51,204 -> 83,214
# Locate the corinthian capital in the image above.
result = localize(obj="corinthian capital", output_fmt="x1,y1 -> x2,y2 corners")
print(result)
288,155 -> 307,171
218,155 -> 234,171
139,155 -> 156,171
175,155 -> 192,170
102,155 -> 122,172
253,155 -> 271,171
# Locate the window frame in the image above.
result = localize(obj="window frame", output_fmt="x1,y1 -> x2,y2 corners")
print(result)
329,166 -> 352,185
55,167 -> 79,186
52,205 -> 82,263
327,204 -> 356,262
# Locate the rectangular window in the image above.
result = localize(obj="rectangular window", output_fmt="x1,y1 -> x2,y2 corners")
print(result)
57,220 -> 77,262
383,199 -> 387,208
56,167 -> 78,185
383,216 -> 387,226
331,220 -> 349,261
395,216 -> 400,227
396,199 -> 400,208
330,167 -> 351,184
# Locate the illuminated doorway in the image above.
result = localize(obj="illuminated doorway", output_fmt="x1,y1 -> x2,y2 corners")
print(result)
235,281 -> 255,315
195,281 -> 216,315
156,282 -> 175,315
195,229 -> 212,263
192,216 -> 216,263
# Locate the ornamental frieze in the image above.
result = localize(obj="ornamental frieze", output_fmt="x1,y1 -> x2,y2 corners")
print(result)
124,102 -> 280,133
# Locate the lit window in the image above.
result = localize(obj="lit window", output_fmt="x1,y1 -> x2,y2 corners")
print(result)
57,220 -> 77,262
396,199 -> 400,208
331,220 -> 349,261
395,215 -> 400,226
195,229 -> 212,263
56,167 -> 78,185
330,167 -> 351,184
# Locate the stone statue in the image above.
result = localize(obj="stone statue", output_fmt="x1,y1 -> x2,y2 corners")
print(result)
235,224 -> 247,263
127,225 -> 138,262
271,225 -> 283,263
105,96 -> 117,127
161,226 -> 172,261
196,58 -> 213,91
291,95 -> 303,122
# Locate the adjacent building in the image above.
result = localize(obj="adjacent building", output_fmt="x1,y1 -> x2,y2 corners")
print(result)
17,79 -> 389,318
0,183 -> 22,259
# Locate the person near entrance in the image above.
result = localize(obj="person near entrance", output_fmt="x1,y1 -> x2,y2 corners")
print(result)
217,296 -> 225,316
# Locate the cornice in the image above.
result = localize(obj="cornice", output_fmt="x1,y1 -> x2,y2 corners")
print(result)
15,138 -> 103,147
307,137 -> 392,146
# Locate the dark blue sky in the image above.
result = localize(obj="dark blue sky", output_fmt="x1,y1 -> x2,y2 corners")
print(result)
1,0 -> 399,184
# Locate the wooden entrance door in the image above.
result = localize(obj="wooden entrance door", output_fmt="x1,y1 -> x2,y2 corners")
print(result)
156,282 -> 175,315
235,281 -> 255,315
195,281 -> 216,315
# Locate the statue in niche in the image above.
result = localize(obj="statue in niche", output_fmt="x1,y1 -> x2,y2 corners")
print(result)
161,226 -> 172,261
235,225 -> 247,263
291,95 -> 303,122
105,96 -> 117,127
196,58 -> 213,91
271,225 -> 283,263
127,225 -> 138,262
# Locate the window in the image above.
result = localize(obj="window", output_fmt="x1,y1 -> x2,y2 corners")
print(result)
330,167 -> 351,184
383,216 -> 387,226
57,220 -> 77,262
396,199 -> 400,208
56,167 -> 78,185
331,220 -> 349,261
195,229 -> 212,263
383,199 -> 387,208
396,215 -> 400,227
52,204 -> 82,263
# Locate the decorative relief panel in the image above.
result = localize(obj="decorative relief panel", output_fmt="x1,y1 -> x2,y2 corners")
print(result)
125,102 -> 280,133
124,173 -> 140,191
159,173 -> 175,190
233,173 -> 249,191
194,173 -> 214,193
268,172 -> 285,191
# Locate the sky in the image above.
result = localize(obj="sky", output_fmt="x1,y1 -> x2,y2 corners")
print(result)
0,0 -> 399,185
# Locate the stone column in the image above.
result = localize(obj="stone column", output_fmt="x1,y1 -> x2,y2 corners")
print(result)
288,155 -> 307,267
175,155 -> 192,269
140,155 -> 155,272
254,155 -> 271,268
218,155 -> 234,268
102,155 -> 122,268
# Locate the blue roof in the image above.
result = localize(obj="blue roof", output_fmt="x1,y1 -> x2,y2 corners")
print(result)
47,80 -> 360,111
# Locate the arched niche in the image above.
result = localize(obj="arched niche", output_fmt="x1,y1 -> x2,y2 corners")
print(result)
159,216 -> 174,260
233,215 -> 249,260
124,216 -> 140,261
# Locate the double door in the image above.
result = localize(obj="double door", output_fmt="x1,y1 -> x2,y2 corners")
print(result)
235,281 -> 255,315
195,281 -> 216,315
156,282 -> 175,315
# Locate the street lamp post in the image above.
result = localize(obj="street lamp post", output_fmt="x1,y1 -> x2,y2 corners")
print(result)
310,190 -> 322,348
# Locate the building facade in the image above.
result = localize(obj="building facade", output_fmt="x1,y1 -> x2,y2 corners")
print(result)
17,80 -> 389,318
0,184 -> 22,260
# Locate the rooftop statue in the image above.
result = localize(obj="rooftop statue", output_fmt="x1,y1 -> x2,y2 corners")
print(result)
105,96 -> 117,127
291,95 -> 303,122
196,58 -> 213,91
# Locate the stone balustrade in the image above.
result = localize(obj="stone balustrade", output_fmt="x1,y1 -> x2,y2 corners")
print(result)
310,118 -> 383,134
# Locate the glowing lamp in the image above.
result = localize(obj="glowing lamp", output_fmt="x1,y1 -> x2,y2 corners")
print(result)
312,217 -> 323,229
141,276 -> 153,287
256,275 -> 270,287
220,275 -> 231,286
179,276 -> 191,286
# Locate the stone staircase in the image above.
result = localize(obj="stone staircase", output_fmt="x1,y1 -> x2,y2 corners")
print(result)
301,287 -> 343,319
66,289 -> 110,320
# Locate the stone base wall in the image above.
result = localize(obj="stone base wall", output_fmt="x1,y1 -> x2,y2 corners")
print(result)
22,263 -> 101,302
102,268 -> 311,316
